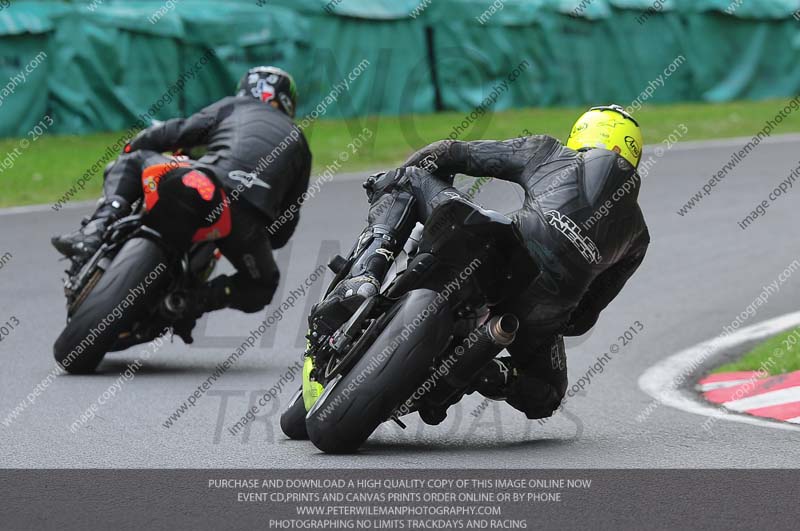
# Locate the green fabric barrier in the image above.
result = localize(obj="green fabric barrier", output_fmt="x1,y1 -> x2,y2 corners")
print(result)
1,1 -> 434,135
430,8 -> 696,115
278,0 -> 437,19
681,14 -> 800,101
0,3 -> 63,137
270,0 -> 800,20
178,5 -> 436,123
671,0 -> 799,18
46,6 -> 184,134
429,19 -> 558,115
1,0 -> 799,138
164,4 -> 309,118
296,15 -> 434,119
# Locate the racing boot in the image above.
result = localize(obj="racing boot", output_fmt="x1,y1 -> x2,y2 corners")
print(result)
310,168 -> 419,334
51,196 -> 131,259
312,221 -> 413,337
474,351 -> 567,420
417,358 -> 517,426
471,357 -> 517,400
159,277 -> 233,345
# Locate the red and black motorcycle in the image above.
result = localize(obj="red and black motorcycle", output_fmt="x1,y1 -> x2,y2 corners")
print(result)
53,159 -> 228,374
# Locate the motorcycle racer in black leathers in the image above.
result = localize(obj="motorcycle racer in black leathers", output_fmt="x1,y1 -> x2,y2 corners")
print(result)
52,66 -> 311,342
307,104 -> 649,421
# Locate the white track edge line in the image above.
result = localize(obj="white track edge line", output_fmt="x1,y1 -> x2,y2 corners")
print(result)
638,310 -> 800,432
0,200 -> 96,217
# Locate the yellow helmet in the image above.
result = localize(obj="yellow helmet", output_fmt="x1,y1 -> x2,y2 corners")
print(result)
566,104 -> 643,167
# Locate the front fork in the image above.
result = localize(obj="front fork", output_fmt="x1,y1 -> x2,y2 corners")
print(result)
302,353 -> 325,412
301,220 -> 423,413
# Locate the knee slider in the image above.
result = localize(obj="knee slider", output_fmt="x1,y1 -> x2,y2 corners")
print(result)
245,268 -> 280,313
507,374 -> 564,420
236,280 -> 277,314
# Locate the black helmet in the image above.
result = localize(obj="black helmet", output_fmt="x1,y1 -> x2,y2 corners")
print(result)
236,66 -> 298,118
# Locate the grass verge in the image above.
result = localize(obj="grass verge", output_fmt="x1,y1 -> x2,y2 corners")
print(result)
3,98 -> 800,207
714,328 -> 800,376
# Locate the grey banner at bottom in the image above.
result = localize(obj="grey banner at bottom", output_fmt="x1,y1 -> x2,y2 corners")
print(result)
2,469 -> 798,530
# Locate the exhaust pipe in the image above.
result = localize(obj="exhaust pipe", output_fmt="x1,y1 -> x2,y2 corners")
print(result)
422,314 -> 519,408
487,314 -> 519,346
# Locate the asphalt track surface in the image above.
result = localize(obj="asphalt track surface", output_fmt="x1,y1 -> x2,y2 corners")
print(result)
2,135 -> 800,468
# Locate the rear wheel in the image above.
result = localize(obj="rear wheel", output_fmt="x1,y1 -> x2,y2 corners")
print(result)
53,237 -> 170,374
305,289 -> 453,454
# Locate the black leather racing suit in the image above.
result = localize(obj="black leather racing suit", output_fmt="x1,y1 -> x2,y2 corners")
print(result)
360,135 -> 650,419
104,96 -> 311,314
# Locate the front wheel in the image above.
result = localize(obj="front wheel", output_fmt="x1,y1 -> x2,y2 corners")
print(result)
53,237 -> 170,374
305,289 -> 453,454
280,389 -> 310,440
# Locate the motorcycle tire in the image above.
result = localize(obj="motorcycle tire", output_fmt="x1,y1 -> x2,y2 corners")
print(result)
280,388 -> 310,440
53,237 -> 170,374
305,289 -> 453,454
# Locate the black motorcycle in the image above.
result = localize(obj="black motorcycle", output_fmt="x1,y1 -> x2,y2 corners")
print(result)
280,198 -> 540,453
53,200 -> 220,374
